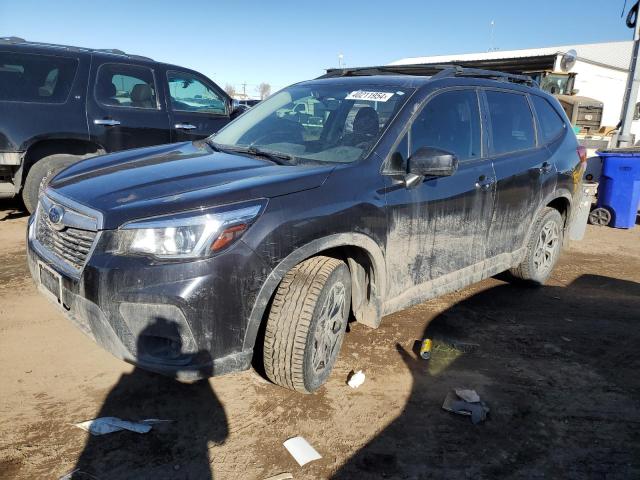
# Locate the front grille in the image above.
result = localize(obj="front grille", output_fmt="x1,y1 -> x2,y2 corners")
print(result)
35,202 -> 98,272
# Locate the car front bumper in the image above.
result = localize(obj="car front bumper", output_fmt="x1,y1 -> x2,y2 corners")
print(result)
26,214 -> 268,381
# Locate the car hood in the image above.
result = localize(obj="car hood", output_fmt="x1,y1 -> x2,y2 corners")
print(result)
49,142 -> 335,229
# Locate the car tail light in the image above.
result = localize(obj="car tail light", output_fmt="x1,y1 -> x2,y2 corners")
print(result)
577,146 -> 587,164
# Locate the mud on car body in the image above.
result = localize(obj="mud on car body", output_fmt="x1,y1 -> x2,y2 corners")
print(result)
27,65 -> 587,392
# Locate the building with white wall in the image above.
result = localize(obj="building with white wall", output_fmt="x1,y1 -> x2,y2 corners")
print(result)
390,41 -> 638,137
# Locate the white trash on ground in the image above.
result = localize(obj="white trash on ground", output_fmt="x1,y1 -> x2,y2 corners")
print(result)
347,370 -> 365,388
283,436 -> 322,466
73,417 -> 171,436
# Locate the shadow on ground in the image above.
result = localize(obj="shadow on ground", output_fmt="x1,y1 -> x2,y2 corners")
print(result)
69,320 -> 228,480
0,198 -> 28,221
332,274 -> 640,479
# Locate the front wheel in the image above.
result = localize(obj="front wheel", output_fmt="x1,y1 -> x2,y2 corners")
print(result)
510,207 -> 564,285
22,154 -> 78,213
263,256 -> 351,393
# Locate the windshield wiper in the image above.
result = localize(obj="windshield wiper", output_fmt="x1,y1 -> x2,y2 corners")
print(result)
206,140 -> 297,165
244,146 -> 297,165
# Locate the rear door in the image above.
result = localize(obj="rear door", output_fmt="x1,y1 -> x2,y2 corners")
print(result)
483,89 -> 551,258
383,88 -> 496,299
0,49 -> 88,152
164,69 -> 231,142
87,60 -> 170,152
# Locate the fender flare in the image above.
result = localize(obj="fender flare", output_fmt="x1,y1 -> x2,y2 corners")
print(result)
523,189 -> 574,251
242,233 -> 386,351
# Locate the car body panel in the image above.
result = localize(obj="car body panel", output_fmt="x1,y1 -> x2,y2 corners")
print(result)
50,141 -> 336,228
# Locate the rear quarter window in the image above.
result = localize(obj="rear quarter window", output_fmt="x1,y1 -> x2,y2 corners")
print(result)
0,52 -> 78,103
531,95 -> 566,143
485,90 -> 536,155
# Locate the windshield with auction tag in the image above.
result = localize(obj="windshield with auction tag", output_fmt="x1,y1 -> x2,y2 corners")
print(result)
210,84 -> 414,163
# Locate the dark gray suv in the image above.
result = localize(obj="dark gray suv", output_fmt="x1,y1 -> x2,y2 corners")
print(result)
27,65 -> 587,393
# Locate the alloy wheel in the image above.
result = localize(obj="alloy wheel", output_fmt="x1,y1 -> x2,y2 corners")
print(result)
533,220 -> 560,275
312,282 -> 346,373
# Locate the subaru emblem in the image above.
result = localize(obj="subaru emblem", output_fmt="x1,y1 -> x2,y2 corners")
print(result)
48,205 -> 65,227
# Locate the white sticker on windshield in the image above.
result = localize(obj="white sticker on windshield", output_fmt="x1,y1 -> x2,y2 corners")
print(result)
345,91 -> 394,102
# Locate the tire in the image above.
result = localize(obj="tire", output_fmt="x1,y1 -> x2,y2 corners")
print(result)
510,207 -> 564,285
263,256 -> 351,393
22,154 -> 78,213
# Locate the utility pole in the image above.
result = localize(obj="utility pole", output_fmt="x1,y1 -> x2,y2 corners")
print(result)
617,1 -> 640,147
489,20 -> 496,52
242,82 -> 247,97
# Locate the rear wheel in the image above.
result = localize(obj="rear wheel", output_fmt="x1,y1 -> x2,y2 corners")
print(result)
22,154 -> 78,213
263,256 -> 351,393
511,207 -> 563,285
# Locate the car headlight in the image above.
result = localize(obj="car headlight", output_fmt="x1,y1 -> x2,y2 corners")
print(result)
110,201 -> 265,259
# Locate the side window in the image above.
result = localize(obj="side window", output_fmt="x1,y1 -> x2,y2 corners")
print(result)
485,90 -> 535,154
0,52 -> 78,103
95,64 -> 158,109
531,95 -> 565,143
167,71 -> 227,115
387,133 -> 409,173
410,89 -> 481,161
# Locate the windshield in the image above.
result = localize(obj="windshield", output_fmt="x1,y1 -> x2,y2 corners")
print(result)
210,83 -> 414,163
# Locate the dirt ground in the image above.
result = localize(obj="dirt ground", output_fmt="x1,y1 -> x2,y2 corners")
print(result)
0,198 -> 638,480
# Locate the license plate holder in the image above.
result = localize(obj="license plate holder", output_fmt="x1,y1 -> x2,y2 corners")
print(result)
38,261 -> 62,304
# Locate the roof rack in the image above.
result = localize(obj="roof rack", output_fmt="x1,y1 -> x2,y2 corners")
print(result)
0,37 -> 154,61
319,64 -> 537,87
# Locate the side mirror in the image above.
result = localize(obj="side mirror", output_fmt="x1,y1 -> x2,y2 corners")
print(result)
409,146 -> 458,175
404,147 -> 458,188
230,100 -> 248,119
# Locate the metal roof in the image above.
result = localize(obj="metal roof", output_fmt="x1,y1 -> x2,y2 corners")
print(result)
0,36 -> 154,62
389,40 -> 633,71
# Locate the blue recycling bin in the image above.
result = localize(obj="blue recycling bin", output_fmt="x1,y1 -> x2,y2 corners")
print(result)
596,149 -> 640,229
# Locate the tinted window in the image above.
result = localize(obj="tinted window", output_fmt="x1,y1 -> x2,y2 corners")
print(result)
0,52 -> 77,103
213,84 -> 413,164
96,64 -> 157,109
410,89 -> 481,161
531,95 -> 565,143
486,91 -> 535,154
167,71 -> 226,115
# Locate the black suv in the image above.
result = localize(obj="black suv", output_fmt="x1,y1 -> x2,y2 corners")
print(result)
27,65 -> 586,393
0,37 -> 240,212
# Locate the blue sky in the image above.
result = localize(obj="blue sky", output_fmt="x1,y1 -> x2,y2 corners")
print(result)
0,0 -> 634,96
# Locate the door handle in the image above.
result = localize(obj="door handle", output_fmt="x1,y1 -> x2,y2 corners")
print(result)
93,118 -> 121,126
539,162 -> 553,174
174,123 -> 197,130
475,175 -> 494,191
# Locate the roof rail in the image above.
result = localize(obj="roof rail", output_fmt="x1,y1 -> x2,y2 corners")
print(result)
320,64 -> 453,78
0,36 -> 27,44
319,63 -> 537,87
94,48 -> 154,61
0,37 -> 154,61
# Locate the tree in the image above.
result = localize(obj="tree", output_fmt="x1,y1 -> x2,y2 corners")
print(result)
224,84 -> 236,97
257,82 -> 271,100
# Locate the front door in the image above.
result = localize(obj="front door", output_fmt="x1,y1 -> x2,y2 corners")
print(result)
384,88 -> 496,302
482,89 -> 550,258
87,61 -> 171,152
165,69 -> 232,142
